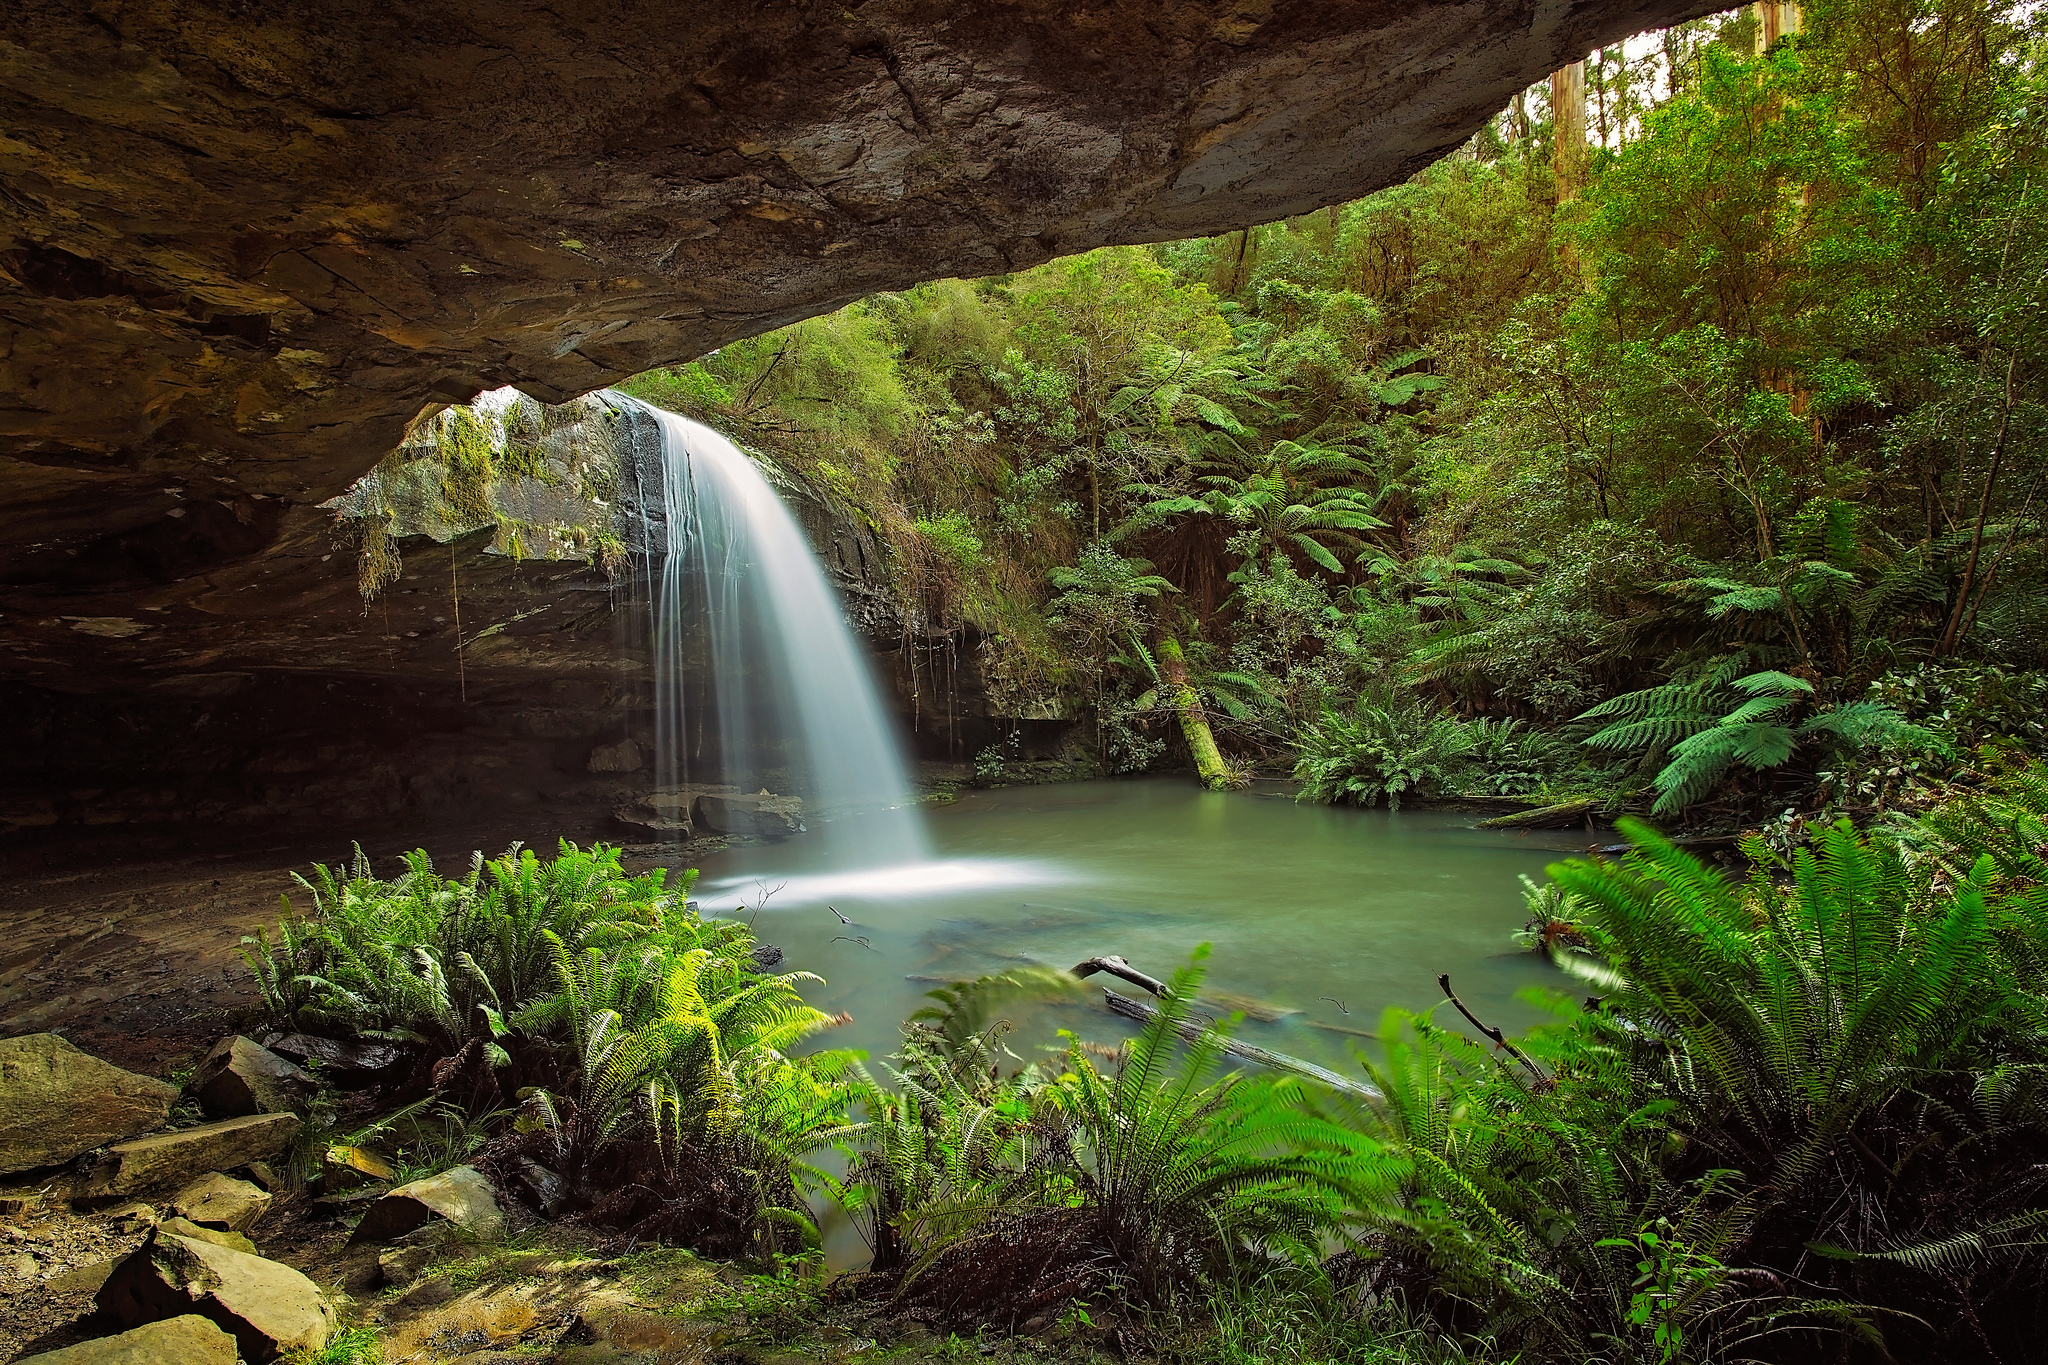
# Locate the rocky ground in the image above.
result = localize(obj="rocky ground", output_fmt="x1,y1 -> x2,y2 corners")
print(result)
0,1019 -> 1120,1364
1,1164 -> 1100,1364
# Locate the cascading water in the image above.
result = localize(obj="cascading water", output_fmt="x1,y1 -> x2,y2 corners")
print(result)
608,393 -> 931,868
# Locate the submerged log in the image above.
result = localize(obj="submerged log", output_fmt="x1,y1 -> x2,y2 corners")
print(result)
1477,799 -> 1596,830
1101,990 -> 1378,1100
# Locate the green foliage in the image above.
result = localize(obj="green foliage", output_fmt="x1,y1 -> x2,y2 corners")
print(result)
1581,662 -> 1949,813
283,1326 -> 384,1365
243,840 -> 851,1259
1057,947 -> 1387,1302
245,840 -> 683,1050
1342,772 -> 2048,1362
916,510 -> 986,572
1293,689 -> 1480,809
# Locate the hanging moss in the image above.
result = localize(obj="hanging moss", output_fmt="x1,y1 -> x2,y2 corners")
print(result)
326,392 -> 627,605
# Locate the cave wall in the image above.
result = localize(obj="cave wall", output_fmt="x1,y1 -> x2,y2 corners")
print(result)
0,455 -> 1056,867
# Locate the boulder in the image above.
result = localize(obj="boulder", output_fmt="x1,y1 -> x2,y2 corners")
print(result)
171,1173 -> 272,1233
512,1158 -> 567,1219
691,792 -> 805,840
96,1231 -> 334,1362
0,1035 -> 177,1174
89,1114 -> 299,1197
264,1033 -> 405,1078
159,1216 -> 259,1256
15,1314 -> 238,1364
46,1257 -> 119,1297
347,1165 -> 505,1245
188,1037 -> 315,1118
103,1202 -> 156,1233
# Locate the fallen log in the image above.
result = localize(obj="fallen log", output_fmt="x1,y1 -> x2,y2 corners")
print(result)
1101,989 -> 1378,1100
1306,1019 -> 1379,1040
1071,955 -> 1170,997
1593,833 -> 1740,856
1073,956 -> 1298,1022
1477,799 -> 1596,830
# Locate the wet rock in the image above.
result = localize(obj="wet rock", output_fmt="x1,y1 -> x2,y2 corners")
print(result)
0,1035 -> 178,1175
264,1034 -> 404,1077
15,1313 -> 238,1364
692,792 -> 805,840
96,1230 -> 335,1362
750,943 -> 785,970
158,1217 -> 258,1256
171,1173 -> 271,1233
347,1165 -> 505,1245
512,1159 -> 568,1219
588,738 -> 643,772
89,1114 -> 299,1197
188,1037 -> 315,1118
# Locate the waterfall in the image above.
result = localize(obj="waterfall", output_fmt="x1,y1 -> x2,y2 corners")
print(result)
609,393 -> 929,865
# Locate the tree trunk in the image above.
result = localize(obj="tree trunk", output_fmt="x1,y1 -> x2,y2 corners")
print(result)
1551,60 -> 1587,203
1155,635 -> 1231,790
1753,1 -> 1802,53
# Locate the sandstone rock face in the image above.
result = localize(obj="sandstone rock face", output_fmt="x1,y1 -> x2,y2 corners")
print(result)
90,1114 -> 300,1197
0,1034 -> 178,1174
15,1314 -> 238,1365
188,1037 -> 315,1119
97,1232 -> 334,1363
159,1216 -> 260,1257
1,0 -> 1712,589
171,1173 -> 273,1233
347,1165 -> 506,1245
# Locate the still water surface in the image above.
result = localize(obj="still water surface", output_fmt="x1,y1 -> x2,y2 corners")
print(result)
689,778 -> 1599,1075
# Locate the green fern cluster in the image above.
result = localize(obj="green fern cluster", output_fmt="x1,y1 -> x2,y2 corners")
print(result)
241,840 -> 855,1257
1292,687 -> 1480,809
244,840 -> 681,1052
1580,661 -> 1948,814
1340,774 -> 2048,1362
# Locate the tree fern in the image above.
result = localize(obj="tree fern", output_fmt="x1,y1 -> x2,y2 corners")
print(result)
1581,664 -> 1946,814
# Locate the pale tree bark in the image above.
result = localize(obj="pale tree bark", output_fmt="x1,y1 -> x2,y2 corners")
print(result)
1753,1 -> 1803,53
1551,60 -> 1587,203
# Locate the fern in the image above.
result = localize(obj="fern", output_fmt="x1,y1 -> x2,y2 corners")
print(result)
1581,665 -> 1947,815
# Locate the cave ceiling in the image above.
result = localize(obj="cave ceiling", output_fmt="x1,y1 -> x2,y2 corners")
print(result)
1,0 -> 1712,691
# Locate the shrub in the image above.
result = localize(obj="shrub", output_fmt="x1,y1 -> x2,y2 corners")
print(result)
1293,687 -> 1478,809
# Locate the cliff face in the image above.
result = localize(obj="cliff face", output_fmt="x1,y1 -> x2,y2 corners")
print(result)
0,0 -> 1713,854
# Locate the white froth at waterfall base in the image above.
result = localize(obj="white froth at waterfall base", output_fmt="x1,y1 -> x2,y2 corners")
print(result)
694,860 -> 1064,913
